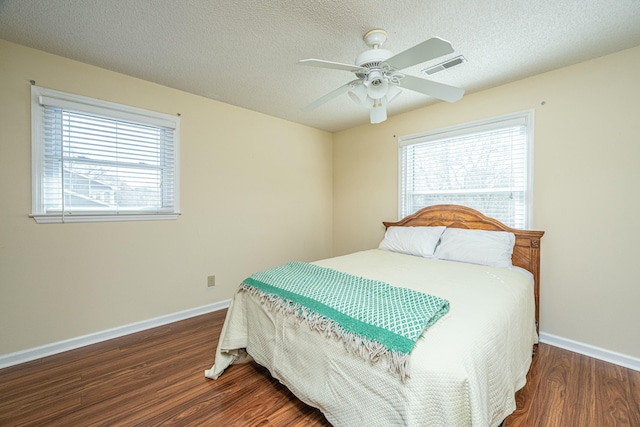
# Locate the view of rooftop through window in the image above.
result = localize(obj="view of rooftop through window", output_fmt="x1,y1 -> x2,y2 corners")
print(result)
43,109 -> 174,212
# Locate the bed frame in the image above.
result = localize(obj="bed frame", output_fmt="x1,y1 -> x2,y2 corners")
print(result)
383,204 -> 544,332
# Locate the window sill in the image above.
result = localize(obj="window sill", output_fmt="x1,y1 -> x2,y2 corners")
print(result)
30,213 -> 181,224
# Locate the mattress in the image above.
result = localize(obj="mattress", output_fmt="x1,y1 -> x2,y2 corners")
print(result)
206,249 -> 537,426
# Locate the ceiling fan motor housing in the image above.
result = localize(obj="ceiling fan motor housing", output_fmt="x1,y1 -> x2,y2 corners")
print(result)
355,49 -> 393,68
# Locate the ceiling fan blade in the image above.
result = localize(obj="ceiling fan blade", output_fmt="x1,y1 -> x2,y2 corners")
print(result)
301,80 -> 361,112
385,37 -> 454,70
397,74 -> 464,102
298,59 -> 367,74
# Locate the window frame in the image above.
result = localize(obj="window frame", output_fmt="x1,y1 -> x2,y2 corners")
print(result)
30,85 -> 180,224
397,110 -> 534,229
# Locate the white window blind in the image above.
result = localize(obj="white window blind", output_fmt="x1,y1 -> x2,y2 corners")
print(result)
399,111 -> 533,229
31,86 -> 180,223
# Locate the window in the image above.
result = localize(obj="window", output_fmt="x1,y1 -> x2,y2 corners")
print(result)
31,86 -> 180,223
399,110 -> 533,229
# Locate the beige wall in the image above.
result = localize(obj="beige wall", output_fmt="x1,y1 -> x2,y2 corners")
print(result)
0,39 -> 333,355
333,45 -> 640,358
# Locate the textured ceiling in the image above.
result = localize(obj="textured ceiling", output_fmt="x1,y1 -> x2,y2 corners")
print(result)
1,0 -> 640,132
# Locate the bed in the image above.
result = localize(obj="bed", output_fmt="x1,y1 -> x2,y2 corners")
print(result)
205,204 -> 544,426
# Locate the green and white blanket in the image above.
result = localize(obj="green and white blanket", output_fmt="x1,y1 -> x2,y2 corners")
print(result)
240,261 -> 450,379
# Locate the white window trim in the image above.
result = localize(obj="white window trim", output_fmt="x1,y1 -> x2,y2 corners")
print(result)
30,85 -> 181,223
397,110 -> 534,228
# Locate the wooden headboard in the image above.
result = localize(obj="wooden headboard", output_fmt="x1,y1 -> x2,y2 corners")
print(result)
383,204 -> 544,330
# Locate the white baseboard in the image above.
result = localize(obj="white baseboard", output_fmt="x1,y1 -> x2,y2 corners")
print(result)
0,300 -> 231,370
4,308 -> 637,373
539,332 -> 640,372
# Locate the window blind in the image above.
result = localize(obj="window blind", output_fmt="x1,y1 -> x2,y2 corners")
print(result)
399,111 -> 533,229
31,86 -> 180,223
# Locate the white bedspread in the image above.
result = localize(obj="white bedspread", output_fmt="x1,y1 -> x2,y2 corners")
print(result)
206,249 -> 537,427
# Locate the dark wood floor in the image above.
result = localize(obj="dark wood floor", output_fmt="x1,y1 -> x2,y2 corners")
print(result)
1,310 -> 638,426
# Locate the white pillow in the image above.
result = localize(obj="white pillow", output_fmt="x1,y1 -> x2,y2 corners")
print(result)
378,226 -> 446,258
434,228 -> 516,268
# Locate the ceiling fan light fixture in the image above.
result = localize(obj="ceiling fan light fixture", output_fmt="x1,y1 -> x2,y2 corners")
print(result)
348,83 -> 368,105
366,70 -> 389,99
385,85 -> 402,104
370,98 -> 387,124
367,80 -> 388,99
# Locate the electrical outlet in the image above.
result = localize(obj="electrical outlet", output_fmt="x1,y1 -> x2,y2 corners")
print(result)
207,275 -> 216,287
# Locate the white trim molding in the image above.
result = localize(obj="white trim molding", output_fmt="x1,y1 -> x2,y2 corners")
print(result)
539,332 -> 640,372
0,300 -> 230,370
30,212 -> 181,224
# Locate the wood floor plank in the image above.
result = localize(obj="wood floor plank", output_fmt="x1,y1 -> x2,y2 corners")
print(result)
0,309 -> 638,427
628,368 -> 640,427
595,360 -> 638,426
504,344 -> 545,427
0,376 -> 83,424
565,352 -> 598,426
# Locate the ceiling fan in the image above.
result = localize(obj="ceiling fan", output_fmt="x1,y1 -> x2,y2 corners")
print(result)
298,29 -> 465,124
